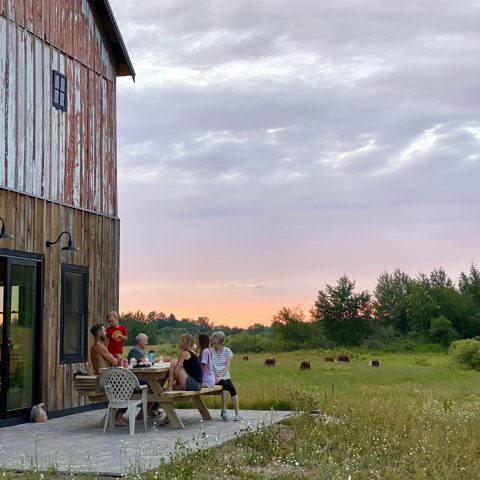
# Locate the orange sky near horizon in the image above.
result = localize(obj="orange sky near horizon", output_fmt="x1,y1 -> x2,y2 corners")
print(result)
118,299 -> 308,328
119,283 -> 316,328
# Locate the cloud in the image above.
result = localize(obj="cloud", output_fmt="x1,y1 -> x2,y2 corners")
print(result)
110,0 -> 480,323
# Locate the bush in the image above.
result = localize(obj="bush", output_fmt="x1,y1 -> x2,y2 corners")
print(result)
429,315 -> 457,347
227,333 -> 266,353
449,338 -> 480,369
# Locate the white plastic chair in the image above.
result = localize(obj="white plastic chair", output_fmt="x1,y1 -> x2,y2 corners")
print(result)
99,367 -> 148,436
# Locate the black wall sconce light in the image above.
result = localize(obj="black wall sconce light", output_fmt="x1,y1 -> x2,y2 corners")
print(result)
0,217 -> 14,239
46,231 -> 79,251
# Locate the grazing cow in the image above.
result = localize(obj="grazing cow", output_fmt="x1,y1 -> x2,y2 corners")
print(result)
300,361 -> 311,370
324,356 -> 335,362
265,357 -> 276,367
370,360 -> 380,367
243,355 -> 249,362
337,354 -> 350,363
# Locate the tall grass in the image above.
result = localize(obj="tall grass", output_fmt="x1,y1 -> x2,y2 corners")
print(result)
201,350 -> 480,410
3,350 -> 480,479
156,350 -> 480,479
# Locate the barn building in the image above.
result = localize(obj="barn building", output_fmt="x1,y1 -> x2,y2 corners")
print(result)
0,0 -> 134,426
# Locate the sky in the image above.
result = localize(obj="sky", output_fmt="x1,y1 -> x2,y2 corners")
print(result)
109,0 -> 480,327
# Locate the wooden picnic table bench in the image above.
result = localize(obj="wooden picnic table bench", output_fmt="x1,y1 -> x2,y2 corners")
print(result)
158,386 -> 223,428
75,369 -> 223,429
73,375 -> 107,403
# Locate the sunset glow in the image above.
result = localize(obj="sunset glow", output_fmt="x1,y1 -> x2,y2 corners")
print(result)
113,0 -> 480,327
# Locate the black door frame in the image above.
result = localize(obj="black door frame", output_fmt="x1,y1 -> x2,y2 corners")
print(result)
0,248 -> 44,420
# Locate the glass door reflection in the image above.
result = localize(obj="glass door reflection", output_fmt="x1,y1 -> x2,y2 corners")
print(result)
0,256 -> 40,420
6,262 -> 36,411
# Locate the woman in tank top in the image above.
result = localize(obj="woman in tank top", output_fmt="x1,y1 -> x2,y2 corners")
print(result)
166,333 -> 202,392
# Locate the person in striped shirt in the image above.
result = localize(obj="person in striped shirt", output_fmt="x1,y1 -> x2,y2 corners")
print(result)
210,331 -> 243,422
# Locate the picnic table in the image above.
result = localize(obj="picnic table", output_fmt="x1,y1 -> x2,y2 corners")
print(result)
76,364 -> 222,429
130,365 -> 222,428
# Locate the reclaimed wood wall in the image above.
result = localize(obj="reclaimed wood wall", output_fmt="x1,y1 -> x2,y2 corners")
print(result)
0,0 -> 118,217
0,188 -> 120,411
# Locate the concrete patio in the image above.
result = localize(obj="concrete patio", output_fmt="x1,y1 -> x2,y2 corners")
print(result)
0,408 -> 292,477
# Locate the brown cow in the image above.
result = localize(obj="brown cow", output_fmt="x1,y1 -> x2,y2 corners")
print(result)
370,360 -> 380,367
300,361 -> 311,370
337,354 -> 350,363
242,355 -> 249,362
324,356 -> 335,362
264,357 -> 276,367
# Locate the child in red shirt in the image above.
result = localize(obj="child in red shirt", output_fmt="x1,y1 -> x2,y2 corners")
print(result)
106,311 -> 128,364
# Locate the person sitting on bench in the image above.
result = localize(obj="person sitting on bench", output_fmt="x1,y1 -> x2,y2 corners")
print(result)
89,323 -> 127,426
167,333 -> 203,392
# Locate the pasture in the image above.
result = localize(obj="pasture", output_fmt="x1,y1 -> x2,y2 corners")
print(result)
155,349 -> 480,479
193,349 -> 480,410
3,350 -> 480,479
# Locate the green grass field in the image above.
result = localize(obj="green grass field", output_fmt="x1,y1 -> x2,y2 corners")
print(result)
153,348 -> 479,410
3,349 -> 480,479
151,349 -> 480,480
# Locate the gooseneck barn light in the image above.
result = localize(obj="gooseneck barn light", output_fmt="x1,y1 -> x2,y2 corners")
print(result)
0,217 -> 14,239
46,231 -> 79,251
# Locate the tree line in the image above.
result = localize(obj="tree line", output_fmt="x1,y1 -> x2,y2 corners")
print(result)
271,264 -> 480,351
119,310 -> 269,347
120,263 -> 480,352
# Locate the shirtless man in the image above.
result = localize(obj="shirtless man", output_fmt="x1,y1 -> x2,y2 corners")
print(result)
90,323 -> 127,426
90,323 -> 118,374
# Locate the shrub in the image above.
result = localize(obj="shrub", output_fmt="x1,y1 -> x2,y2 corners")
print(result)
429,315 -> 457,347
227,333 -> 266,353
449,338 -> 480,369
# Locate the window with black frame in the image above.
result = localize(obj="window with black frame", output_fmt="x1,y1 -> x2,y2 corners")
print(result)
60,265 -> 88,364
52,70 -> 67,111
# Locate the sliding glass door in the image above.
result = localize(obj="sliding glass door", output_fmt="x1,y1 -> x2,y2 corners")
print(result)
0,257 -> 40,419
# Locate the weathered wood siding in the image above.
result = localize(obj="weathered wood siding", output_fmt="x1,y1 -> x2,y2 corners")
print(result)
0,188 -> 120,411
0,0 -> 118,217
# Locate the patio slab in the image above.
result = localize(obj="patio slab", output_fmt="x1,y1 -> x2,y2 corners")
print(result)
0,409 -> 292,476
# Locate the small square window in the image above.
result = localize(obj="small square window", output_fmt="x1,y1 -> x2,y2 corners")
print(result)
52,70 -> 67,112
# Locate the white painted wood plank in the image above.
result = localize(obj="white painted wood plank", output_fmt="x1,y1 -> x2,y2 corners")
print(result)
33,36 -> 43,196
25,31 -> 35,194
89,71 -> 96,211
0,16 -> 6,186
101,77 -> 107,213
16,28 -> 25,191
6,22 -> 16,189
50,48 -> 58,200
57,52 -> 66,203
72,61 -> 81,206
42,43 -> 51,199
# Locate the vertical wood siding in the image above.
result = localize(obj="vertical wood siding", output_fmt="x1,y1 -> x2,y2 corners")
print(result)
0,1 -> 125,412
0,188 -> 120,411
1,1 -> 118,217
